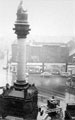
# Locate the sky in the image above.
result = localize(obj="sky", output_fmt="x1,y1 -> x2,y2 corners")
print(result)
0,0 -> 74,49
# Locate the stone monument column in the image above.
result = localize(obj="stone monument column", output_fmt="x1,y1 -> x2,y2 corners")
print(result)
0,2 -> 38,119
13,1 -> 30,87
17,39 -> 27,82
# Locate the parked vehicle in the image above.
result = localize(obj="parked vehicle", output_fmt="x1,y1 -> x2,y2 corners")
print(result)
51,71 -> 60,75
28,68 -> 41,74
40,72 -> 52,77
60,72 -> 70,77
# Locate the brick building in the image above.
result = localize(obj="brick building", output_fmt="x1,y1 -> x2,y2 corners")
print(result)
11,40 -> 69,72
12,41 -> 69,63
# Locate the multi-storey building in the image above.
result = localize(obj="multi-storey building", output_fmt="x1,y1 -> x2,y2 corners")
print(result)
11,40 -> 69,72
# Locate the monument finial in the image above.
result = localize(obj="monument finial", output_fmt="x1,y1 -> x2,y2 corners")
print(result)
17,0 -> 24,14
19,0 -> 23,6
14,0 -> 30,38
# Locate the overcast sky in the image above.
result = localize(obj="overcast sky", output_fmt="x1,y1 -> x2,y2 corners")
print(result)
0,0 -> 74,48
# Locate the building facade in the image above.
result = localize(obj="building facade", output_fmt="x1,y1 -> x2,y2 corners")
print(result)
11,41 -> 69,72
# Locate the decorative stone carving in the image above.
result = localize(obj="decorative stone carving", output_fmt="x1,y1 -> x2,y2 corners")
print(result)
16,0 -> 27,23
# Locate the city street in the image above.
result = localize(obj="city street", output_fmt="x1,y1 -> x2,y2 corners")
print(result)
28,74 -> 66,98
28,73 -> 75,119
0,60 -> 75,119
0,61 -> 75,103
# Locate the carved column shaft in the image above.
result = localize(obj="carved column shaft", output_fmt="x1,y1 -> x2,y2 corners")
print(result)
17,39 -> 26,82
13,2 -> 30,86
